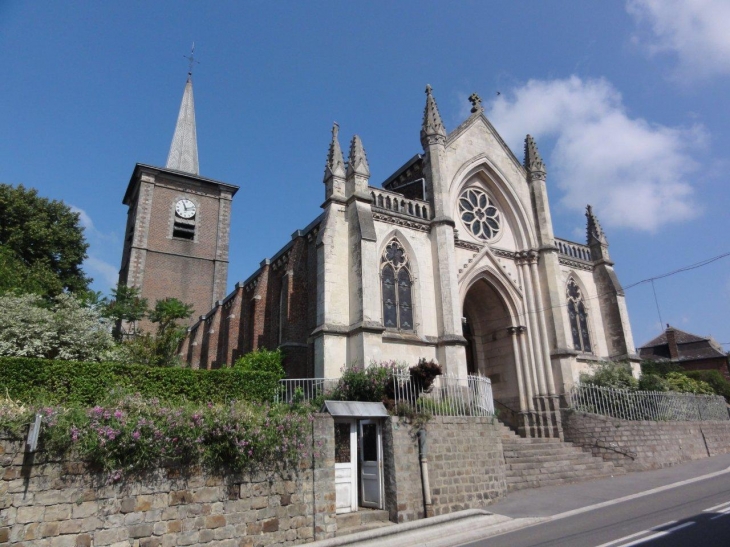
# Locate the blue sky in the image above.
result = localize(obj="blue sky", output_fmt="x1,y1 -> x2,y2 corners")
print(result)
1,1 -> 729,351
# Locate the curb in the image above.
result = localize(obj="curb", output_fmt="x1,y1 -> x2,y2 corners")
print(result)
306,509 -> 494,547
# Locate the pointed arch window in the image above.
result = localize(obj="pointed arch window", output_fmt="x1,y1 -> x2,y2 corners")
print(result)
567,278 -> 592,353
381,239 -> 413,331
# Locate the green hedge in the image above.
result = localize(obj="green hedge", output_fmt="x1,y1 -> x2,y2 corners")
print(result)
0,357 -> 281,406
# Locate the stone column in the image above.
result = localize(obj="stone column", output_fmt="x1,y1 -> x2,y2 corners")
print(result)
518,256 -> 546,395
508,326 -> 528,413
529,254 -> 556,395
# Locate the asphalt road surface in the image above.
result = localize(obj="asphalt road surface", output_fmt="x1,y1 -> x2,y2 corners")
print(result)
463,471 -> 730,547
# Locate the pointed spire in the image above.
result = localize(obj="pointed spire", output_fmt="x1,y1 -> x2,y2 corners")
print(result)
166,77 -> 199,175
346,135 -> 370,178
586,205 -> 608,246
524,134 -> 546,175
420,84 -> 446,148
324,122 -> 345,181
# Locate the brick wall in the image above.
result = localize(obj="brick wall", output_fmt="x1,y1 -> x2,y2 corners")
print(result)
0,415 -> 336,547
562,410 -> 730,472
383,416 -> 507,523
181,227 -> 320,375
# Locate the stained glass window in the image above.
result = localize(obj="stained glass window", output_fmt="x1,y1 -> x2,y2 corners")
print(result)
458,187 -> 501,241
381,239 -> 414,331
567,278 -> 592,353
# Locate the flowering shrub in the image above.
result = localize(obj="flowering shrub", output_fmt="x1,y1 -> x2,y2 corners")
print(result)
329,361 -> 405,403
3,395 -> 310,482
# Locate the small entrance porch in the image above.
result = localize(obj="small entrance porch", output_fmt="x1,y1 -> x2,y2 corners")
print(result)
324,401 -> 389,515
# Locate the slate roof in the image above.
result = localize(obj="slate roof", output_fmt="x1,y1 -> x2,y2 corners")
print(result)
639,326 -> 727,362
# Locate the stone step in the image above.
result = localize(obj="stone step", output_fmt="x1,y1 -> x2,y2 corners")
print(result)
506,464 -> 612,477
504,452 -> 598,464
336,520 -> 395,537
500,425 -> 625,493
503,447 -> 589,458
335,509 -> 391,536
506,459 -> 610,471
507,471 -> 620,491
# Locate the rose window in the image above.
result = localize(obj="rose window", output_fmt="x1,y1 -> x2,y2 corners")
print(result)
458,188 -> 501,241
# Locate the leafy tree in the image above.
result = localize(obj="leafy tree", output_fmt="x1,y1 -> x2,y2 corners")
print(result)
102,284 -> 149,340
0,245 -> 64,296
148,298 -> 194,367
0,293 -> 114,361
115,297 -> 193,367
149,298 -> 194,332
0,184 -> 90,294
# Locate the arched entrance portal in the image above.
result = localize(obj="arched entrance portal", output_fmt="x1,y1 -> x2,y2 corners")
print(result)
463,278 -> 521,420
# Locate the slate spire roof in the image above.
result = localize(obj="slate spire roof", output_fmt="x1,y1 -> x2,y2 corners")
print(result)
166,77 -> 199,175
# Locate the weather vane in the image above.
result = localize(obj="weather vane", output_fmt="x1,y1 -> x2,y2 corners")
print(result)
184,43 -> 199,77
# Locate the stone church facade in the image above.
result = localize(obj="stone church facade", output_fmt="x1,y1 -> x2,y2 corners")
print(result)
120,78 -> 637,433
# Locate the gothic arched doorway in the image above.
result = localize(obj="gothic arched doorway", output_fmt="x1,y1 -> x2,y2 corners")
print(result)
462,277 -> 521,415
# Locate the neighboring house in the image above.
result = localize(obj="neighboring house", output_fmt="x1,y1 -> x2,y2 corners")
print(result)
639,325 -> 730,381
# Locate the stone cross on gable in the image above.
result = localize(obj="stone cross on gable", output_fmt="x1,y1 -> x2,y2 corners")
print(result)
469,93 -> 482,113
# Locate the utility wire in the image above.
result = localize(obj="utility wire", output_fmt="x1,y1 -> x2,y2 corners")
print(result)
462,250 -> 730,331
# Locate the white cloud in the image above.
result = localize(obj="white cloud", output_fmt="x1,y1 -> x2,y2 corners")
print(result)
70,205 -> 120,293
486,76 -> 706,231
627,0 -> 730,80
85,257 -> 119,289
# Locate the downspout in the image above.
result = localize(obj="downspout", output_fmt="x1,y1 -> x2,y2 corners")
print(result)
417,428 -> 433,517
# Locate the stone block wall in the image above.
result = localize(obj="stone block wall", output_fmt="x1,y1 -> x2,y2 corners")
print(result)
0,415 -> 336,547
562,410 -> 730,472
383,416 -> 507,523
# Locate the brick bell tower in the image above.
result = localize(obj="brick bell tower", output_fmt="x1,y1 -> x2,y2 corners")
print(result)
118,70 -> 238,329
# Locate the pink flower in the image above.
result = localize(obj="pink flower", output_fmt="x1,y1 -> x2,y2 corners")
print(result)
132,431 -> 141,440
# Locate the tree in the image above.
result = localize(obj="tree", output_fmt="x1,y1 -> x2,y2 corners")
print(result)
117,297 -> 193,367
0,293 -> 115,361
0,184 -> 90,295
0,245 -> 64,296
149,298 -> 194,367
102,284 -> 149,340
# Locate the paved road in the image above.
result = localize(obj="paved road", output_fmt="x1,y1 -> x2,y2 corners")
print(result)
463,466 -> 730,547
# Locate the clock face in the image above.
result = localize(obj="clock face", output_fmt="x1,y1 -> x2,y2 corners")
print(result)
175,199 -> 196,219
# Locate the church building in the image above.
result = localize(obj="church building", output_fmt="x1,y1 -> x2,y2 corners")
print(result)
120,77 -> 638,435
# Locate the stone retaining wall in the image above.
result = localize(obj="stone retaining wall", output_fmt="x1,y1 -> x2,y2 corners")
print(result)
0,415 -> 335,547
562,410 -> 730,471
383,416 -> 507,523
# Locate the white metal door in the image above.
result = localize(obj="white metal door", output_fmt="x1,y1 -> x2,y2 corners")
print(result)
334,419 -> 357,513
358,419 -> 383,509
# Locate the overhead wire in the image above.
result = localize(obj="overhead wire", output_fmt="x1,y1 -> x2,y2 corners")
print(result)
461,250 -> 730,331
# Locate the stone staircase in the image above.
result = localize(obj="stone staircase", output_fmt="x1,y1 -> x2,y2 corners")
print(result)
335,509 -> 394,537
497,423 -> 625,492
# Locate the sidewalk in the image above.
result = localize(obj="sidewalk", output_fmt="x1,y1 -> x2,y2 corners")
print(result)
304,452 -> 730,547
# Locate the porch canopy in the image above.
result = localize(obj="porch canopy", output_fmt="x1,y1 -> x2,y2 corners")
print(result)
322,401 -> 389,418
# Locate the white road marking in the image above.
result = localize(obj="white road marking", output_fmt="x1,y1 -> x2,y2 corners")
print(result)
546,466 -> 730,523
594,521 -> 676,547
606,521 -> 696,547
710,509 -> 730,520
703,500 -> 730,512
